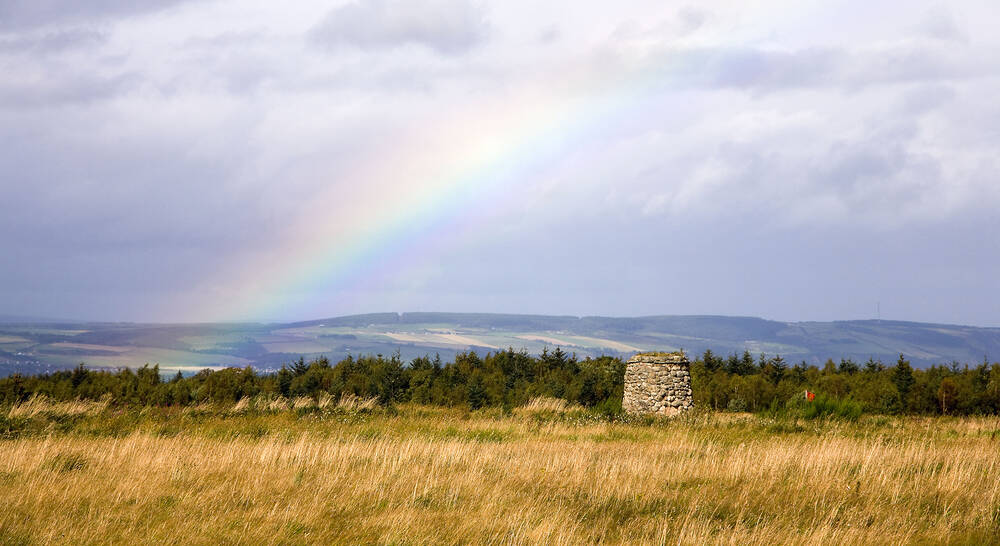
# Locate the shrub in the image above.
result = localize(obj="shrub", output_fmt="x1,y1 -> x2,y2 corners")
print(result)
801,395 -> 862,421
593,397 -> 623,418
727,398 -> 748,412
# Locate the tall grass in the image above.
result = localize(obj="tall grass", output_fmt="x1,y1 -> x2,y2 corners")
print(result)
515,396 -> 584,414
1,400 -> 999,544
6,394 -> 110,419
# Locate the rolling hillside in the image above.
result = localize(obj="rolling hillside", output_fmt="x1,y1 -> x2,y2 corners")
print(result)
2,313 -> 999,375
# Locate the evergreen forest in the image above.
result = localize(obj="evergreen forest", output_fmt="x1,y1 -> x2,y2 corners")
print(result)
3,348 -> 1000,416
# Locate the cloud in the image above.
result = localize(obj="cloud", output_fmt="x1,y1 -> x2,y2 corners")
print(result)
914,6 -> 966,42
898,84 -> 955,115
699,46 -> 841,89
0,28 -> 107,54
310,0 -> 489,55
0,71 -> 135,108
2,0 -> 1000,324
610,40 -> 997,97
676,6 -> 707,35
536,25 -> 559,44
0,0 -> 195,30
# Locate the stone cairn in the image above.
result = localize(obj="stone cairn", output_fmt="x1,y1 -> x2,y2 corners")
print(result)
622,352 -> 693,416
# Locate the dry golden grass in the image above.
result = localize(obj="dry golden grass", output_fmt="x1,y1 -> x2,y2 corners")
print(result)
225,394 -> 343,415
1,402 -> 999,545
6,395 -> 110,419
336,393 -> 378,411
514,396 -> 583,414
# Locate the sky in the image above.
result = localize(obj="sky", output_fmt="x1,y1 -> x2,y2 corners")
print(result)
1,0 -> 999,326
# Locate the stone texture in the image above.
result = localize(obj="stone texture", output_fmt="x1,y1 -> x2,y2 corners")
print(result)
622,352 -> 693,416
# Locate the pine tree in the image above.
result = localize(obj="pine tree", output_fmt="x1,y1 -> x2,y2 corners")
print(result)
467,375 -> 486,410
378,353 -> 404,406
71,363 -> 88,389
292,357 -> 308,376
864,357 -> 884,374
277,366 -> 292,397
892,354 -> 915,411
838,358 -> 859,374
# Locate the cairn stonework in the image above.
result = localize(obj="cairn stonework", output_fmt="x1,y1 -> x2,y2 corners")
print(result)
622,352 -> 693,416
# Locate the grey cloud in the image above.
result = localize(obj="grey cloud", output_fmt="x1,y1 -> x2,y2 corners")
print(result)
2,0 -> 999,325
0,0 -> 195,30
701,47 -> 840,89
0,28 -> 107,54
676,7 -> 707,34
537,25 -> 559,44
422,199 -> 1000,324
0,71 -> 136,108
915,7 -> 966,42
899,84 -> 955,114
754,125 -> 934,218
641,42 -> 994,93
603,92 -> 970,228
819,139 -> 913,208
843,45 -> 962,86
790,129 -> 941,219
182,30 -> 268,50
310,0 -> 489,55
175,45 -> 283,95
0,114 -> 281,300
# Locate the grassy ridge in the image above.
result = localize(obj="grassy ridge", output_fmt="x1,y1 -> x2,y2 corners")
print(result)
7,313 -> 1000,375
2,400 -> 1000,544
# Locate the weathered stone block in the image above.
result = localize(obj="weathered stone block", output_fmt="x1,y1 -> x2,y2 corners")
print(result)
621,352 -> 693,416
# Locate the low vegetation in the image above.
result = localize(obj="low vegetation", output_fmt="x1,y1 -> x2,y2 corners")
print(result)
1,398 -> 999,544
2,348 -> 1000,417
2,349 -> 999,542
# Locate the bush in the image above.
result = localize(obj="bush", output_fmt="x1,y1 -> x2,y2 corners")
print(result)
800,395 -> 862,421
593,397 -> 623,418
727,398 -> 748,412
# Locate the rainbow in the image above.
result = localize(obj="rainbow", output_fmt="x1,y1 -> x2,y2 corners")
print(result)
171,53 -> 691,322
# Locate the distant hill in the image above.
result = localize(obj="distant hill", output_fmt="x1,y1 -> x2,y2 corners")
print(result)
0,314 -> 73,324
1,313 -> 998,375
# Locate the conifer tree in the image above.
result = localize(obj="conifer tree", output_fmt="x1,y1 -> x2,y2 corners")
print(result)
892,354 -> 915,411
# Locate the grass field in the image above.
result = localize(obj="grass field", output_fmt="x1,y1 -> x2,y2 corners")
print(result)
2,399 -> 999,545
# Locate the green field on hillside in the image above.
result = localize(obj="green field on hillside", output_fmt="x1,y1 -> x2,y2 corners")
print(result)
1,400 -> 998,544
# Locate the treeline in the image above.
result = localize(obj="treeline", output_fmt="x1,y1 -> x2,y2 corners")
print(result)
0,348 -> 624,413
1,348 -> 1000,415
691,350 -> 1000,415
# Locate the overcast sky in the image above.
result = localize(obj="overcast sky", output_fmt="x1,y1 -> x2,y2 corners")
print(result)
2,0 -> 999,325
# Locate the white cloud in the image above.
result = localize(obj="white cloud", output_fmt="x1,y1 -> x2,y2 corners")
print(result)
309,0 -> 489,55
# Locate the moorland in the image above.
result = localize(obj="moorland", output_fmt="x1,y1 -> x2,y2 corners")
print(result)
3,347 -> 1000,544
1,397 -> 999,544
